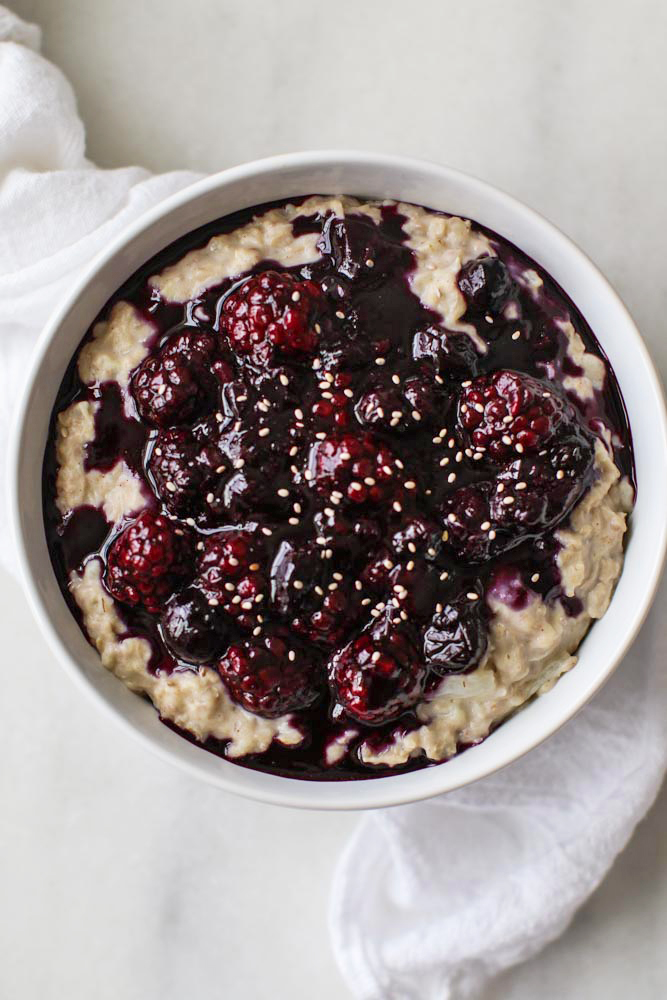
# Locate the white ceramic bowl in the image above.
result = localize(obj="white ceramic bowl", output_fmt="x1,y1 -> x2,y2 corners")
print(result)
10,151 -> 667,810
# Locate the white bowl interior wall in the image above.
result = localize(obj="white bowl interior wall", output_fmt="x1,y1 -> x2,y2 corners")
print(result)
11,152 -> 667,809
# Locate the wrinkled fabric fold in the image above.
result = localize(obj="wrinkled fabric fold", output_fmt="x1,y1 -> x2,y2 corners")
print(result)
0,9 -> 665,1000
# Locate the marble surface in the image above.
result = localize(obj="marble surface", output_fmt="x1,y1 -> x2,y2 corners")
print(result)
3,0 -> 667,997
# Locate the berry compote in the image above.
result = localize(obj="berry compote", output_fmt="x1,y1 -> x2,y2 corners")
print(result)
43,196 -> 634,781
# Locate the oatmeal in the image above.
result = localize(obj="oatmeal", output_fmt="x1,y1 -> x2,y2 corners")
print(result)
43,195 -> 634,779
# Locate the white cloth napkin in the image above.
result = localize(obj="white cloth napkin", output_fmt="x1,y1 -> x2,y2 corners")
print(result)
1,9 -> 665,999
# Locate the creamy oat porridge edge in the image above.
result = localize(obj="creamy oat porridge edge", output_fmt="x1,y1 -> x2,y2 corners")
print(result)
54,196 -> 632,765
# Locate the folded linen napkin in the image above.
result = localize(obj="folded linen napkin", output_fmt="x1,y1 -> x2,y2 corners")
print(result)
1,9 -> 665,999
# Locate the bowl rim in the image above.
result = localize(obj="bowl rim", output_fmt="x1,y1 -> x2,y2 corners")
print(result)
9,149 -> 667,810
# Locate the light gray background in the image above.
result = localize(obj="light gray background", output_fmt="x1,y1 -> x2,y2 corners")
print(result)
3,1 -> 667,997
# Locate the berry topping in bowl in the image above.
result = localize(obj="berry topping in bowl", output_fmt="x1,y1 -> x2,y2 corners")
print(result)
219,629 -> 323,717
221,270 -> 325,364
459,369 -> 576,460
44,193 -> 634,781
328,614 -> 425,725
105,510 -> 194,613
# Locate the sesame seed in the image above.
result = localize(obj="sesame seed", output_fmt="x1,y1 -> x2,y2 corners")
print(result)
328,582 -> 338,591
349,481 -> 363,492
412,410 -> 422,421
237,395 -> 247,403
435,374 -> 444,385
485,314 -> 493,324
355,580 -> 362,591
288,517 -> 299,525
390,418 -> 400,427
154,448 -> 162,456
258,427 -> 270,437
480,520 -> 491,531
516,443 -> 524,454
467,592 -> 479,601
333,572 -> 343,581
433,436 -> 443,445
361,598 -> 371,606
383,465 -> 393,476
325,549 -> 333,559
531,573 -> 540,583
427,547 -> 436,557
406,560 -> 415,571
364,477 -> 376,486
474,403 -> 484,414
407,542 -> 416,553
261,527 -> 272,536
512,330 -> 521,340
370,609 -> 380,618
279,373 -> 289,386
241,600 -> 253,611
231,595 -> 241,605
441,530 -> 449,541
304,469 -> 313,480
503,495 -> 515,505
375,357 -> 386,366
216,465 -> 226,474
383,559 -> 394,570
257,401 -> 269,413
440,456 -> 450,467
293,502 -> 302,513
197,542 -> 204,551
277,488 -> 289,497
497,483 -> 505,493
395,459 -> 404,470
335,310 -> 345,319
293,580 -> 304,590
516,482 -> 527,491
489,529 -> 497,540
249,563 -> 260,572
166,481 -> 176,493
393,501 -> 402,513
294,408 -> 304,421
289,446 -> 298,457
461,404 -> 468,414
447,513 -> 457,523
502,435 -> 512,446
447,472 -> 456,483
186,517 -> 195,527
455,451 -> 463,462
253,626 -> 261,636
462,380 -> 472,387
448,437 -> 455,448
440,571 -> 449,581
316,536 -> 327,546
543,391 -> 551,398
344,388 -> 354,399
315,431 -> 326,440
215,411 -> 223,422
315,323 -> 322,334
288,650 -> 296,661
313,358 -> 321,369
224,582 -> 235,593
208,598 -> 219,607
315,586 -> 324,596
366,258 -> 375,268
556,469 -> 565,480
291,290 -> 301,302
404,480 -> 416,490
392,374 -> 401,385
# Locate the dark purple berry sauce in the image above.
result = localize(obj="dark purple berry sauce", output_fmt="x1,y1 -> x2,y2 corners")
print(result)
42,196 -> 634,781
